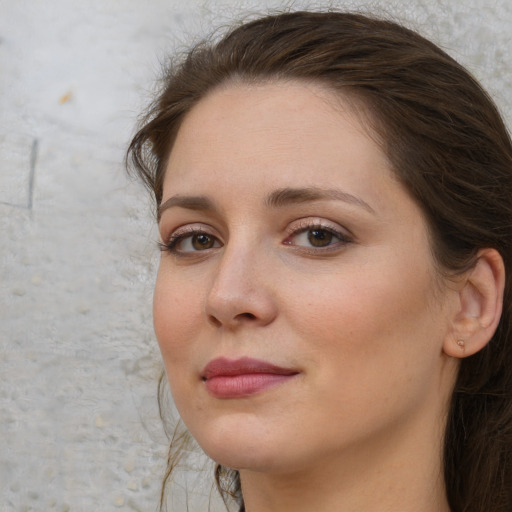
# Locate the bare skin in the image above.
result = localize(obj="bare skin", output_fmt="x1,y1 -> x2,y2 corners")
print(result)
154,81 -> 474,512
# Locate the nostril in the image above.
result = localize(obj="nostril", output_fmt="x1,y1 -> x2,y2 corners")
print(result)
208,315 -> 223,328
237,312 -> 257,320
207,311 -> 256,327
207,311 -> 259,328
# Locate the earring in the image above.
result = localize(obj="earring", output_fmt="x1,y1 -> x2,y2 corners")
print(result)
457,339 -> 465,349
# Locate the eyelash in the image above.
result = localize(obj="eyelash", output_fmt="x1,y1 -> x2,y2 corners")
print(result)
158,221 -> 352,256
158,226 -> 218,254
284,222 -> 352,253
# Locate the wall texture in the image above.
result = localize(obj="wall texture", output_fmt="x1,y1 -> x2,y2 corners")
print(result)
1,1 -> 510,511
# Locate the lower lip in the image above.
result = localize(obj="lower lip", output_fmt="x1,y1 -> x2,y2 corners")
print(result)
204,373 -> 297,398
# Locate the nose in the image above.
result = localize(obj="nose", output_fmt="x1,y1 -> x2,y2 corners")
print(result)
205,243 -> 278,329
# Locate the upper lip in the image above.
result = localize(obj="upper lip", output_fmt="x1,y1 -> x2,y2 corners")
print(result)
201,357 -> 299,380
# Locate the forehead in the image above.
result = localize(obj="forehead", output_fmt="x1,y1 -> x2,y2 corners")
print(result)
163,81 -> 396,204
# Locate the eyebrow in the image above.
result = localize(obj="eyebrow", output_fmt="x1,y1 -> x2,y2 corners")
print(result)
158,195 -> 215,220
158,186 -> 375,220
265,187 -> 375,214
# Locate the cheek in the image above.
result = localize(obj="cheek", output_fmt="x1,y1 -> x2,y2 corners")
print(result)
153,268 -> 204,369
286,258 -> 440,385
280,262 -> 445,446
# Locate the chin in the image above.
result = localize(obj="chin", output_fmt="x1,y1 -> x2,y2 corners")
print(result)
199,436 -> 272,471
206,447 -> 277,472
188,415 -> 294,472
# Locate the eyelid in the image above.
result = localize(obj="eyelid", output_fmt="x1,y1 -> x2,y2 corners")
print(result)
285,217 -> 353,238
283,218 -> 354,250
162,222 -> 216,241
160,223 -> 223,254
159,218 -> 353,256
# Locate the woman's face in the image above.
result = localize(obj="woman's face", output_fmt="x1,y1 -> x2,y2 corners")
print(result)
154,81 -> 459,474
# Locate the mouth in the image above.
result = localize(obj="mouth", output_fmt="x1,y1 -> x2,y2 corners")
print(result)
201,357 -> 300,399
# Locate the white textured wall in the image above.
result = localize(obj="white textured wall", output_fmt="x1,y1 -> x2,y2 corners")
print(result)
1,1 -> 510,511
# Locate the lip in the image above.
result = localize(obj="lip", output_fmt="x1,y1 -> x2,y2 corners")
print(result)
201,357 -> 299,399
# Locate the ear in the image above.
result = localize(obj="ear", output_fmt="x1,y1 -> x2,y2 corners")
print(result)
444,248 -> 505,358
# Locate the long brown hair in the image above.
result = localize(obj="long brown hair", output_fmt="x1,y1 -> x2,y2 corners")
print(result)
127,10 -> 512,512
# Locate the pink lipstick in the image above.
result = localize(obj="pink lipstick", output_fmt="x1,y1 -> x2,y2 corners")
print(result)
201,357 -> 299,398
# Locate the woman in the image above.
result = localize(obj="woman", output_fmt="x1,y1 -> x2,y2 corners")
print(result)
127,10 -> 512,512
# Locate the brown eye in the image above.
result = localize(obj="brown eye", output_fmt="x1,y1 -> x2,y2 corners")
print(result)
307,229 -> 333,247
284,223 -> 350,251
162,229 -> 222,255
192,233 -> 216,250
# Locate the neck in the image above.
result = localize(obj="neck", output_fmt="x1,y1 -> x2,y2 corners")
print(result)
239,399 -> 451,512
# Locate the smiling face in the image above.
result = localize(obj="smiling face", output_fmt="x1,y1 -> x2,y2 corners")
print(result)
154,81 -> 459,476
